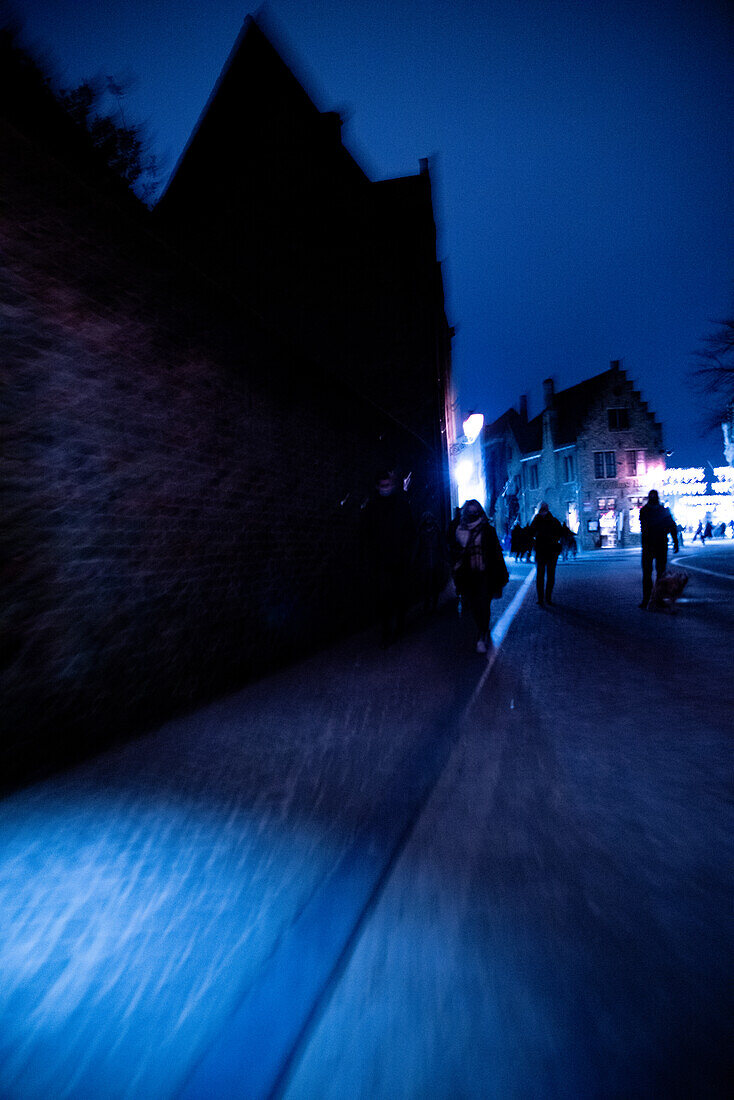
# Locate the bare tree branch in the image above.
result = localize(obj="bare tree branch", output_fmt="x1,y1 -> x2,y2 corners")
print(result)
690,307 -> 734,430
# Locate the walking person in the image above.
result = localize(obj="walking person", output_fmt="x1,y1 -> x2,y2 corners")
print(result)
450,500 -> 509,653
529,502 -> 563,606
511,521 -> 522,561
639,489 -> 679,609
413,511 -> 449,613
361,469 -> 414,646
560,522 -> 575,561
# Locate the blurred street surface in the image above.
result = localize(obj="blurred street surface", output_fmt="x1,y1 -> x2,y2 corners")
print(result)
1,544 -> 732,1099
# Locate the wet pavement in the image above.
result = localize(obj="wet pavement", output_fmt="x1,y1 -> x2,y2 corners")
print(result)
1,546 -> 732,1098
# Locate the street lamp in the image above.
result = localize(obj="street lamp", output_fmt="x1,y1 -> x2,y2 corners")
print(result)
451,411 -> 487,508
462,412 -> 484,445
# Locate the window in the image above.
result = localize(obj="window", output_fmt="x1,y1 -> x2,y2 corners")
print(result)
626,449 -> 637,476
563,455 -> 575,483
594,451 -> 617,479
527,463 -> 539,489
608,408 -> 630,431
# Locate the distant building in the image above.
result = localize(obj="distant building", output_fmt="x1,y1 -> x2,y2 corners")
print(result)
485,361 -> 668,550
155,14 -> 453,521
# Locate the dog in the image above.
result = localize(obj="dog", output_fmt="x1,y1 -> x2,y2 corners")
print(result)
647,566 -> 689,612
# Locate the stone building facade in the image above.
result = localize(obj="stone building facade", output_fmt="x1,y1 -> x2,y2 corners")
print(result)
485,362 -> 667,550
0,21 -> 452,782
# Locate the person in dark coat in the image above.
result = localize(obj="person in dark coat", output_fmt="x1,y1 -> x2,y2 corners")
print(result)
520,525 -> 534,562
361,470 -> 415,645
450,499 -> 509,653
560,522 -> 577,561
639,489 -> 679,608
511,521 -> 522,561
413,511 -> 449,613
447,506 -> 462,546
529,502 -> 563,606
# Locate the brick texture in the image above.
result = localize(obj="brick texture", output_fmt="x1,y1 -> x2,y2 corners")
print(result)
0,119 -> 445,782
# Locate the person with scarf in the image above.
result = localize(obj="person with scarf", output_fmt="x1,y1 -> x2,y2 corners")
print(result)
451,500 -> 509,653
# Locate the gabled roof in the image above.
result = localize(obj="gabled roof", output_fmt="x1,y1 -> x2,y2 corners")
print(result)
158,15 -> 369,209
489,364 -> 660,456
547,367 -> 617,446
486,406 -> 540,454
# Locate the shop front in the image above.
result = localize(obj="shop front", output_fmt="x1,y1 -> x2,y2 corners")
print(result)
661,467 -> 734,537
597,497 -> 617,548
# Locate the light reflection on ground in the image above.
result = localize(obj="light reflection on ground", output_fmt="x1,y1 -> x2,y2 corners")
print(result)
0,784 -> 338,1098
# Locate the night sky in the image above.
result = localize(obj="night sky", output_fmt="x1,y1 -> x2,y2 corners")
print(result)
10,0 -> 734,465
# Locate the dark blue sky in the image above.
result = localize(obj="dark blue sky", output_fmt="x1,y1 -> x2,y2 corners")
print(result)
12,0 -> 734,465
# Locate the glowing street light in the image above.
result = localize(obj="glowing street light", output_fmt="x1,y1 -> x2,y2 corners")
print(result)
452,411 -> 487,508
462,412 -> 484,445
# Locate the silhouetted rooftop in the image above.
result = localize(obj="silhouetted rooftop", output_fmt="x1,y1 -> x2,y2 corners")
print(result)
489,364 -> 660,455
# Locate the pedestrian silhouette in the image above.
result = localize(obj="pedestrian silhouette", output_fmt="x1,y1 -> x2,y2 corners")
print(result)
529,502 -> 563,606
639,489 -> 679,608
413,511 -> 449,613
361,469 -> 414,646
560,522 -> 577,561
450,500 -> 509,654
447,506 -> 462,546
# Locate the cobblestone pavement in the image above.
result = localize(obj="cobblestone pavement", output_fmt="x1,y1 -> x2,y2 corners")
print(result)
1,550 -> 732,1099
0,565 -> 527,1099
284,546 -> 734,1099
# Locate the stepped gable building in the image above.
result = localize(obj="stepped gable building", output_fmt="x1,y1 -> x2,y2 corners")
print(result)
155,15 -> 453,506
485,361 -> 667,550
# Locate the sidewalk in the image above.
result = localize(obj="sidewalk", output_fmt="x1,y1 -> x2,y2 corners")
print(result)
283,550 -> 734,1099
0,568 -> 530,1100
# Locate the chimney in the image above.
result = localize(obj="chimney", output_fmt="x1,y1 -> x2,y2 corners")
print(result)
542,377 -> 555,409
519,394 -> 528,421
610,359 -> 621,371
321,111 -> 342,144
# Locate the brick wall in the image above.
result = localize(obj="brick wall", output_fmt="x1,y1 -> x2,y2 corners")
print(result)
0,119 -> 444,784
